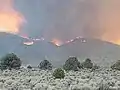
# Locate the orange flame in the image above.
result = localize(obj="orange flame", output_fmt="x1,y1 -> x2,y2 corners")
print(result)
0,0 -> 25,34
51,39 -> 63,46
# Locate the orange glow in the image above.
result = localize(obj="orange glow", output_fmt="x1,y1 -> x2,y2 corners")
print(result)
0,11 -> 24,34
0,0 -> 25,34
113,40 -> 120,45
98,1 -> 120,45
51,39 -> 63,46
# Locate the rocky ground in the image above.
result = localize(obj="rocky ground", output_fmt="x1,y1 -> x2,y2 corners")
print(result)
0,67 -> 120,90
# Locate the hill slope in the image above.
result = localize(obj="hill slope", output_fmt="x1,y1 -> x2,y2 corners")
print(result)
0,32 -> 120,67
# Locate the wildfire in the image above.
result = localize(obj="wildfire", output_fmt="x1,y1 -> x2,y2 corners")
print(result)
0,0 -> 25,34
113,40 -> 120,45
23,41 -> 34,46
51,39 -> 63,47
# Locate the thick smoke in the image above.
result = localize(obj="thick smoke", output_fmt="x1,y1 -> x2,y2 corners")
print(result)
0,0 -> 12,11
14,0 -> 120,44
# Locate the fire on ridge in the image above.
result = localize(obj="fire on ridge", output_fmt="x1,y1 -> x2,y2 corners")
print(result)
22,36 -> 86,47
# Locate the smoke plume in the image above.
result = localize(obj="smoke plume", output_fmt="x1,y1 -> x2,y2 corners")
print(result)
12,0 -> 120,44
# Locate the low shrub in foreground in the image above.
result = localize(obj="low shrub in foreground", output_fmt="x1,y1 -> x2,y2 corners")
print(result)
92,64 -> 100,71
81,58 -> 93,69
38,60 -> 52,70
53,68 -> 65,79
63,56 -> 81,71
27,64 -> 32,69
111,60 -> 120,70
97,83 -> 110,90
0,53 -> 21,70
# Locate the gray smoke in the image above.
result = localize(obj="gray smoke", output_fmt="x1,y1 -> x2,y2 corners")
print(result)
14,0 -> 120,43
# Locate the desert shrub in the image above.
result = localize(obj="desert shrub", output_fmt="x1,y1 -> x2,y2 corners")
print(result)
27,64 -> 32,69
111,60 -> 120,70
0,53 -> 21,70
97,83 -> 110,90
92,64 -> 100,71
81,58 -> 93,69
63,56 -> 81,71
53,68 -> 65,79
107,82 -> 115,87
38,60 -> 52,70
77,62 -> 84,69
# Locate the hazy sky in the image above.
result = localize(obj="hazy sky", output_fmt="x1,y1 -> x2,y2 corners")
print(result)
13,0 -> 120,43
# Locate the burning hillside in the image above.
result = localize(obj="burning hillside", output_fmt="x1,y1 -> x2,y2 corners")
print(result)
21,35 -> 87,47
51,39 -> 63,47
23,41 -> 34,46
1,0 -> 120,47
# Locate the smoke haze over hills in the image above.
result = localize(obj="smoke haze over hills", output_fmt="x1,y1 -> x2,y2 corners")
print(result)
1,0 -> 120,67
12,0 -> 120,45
1,32 -> 120,67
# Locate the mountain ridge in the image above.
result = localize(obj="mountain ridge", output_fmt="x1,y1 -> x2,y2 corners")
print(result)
0,32 -> 120,67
